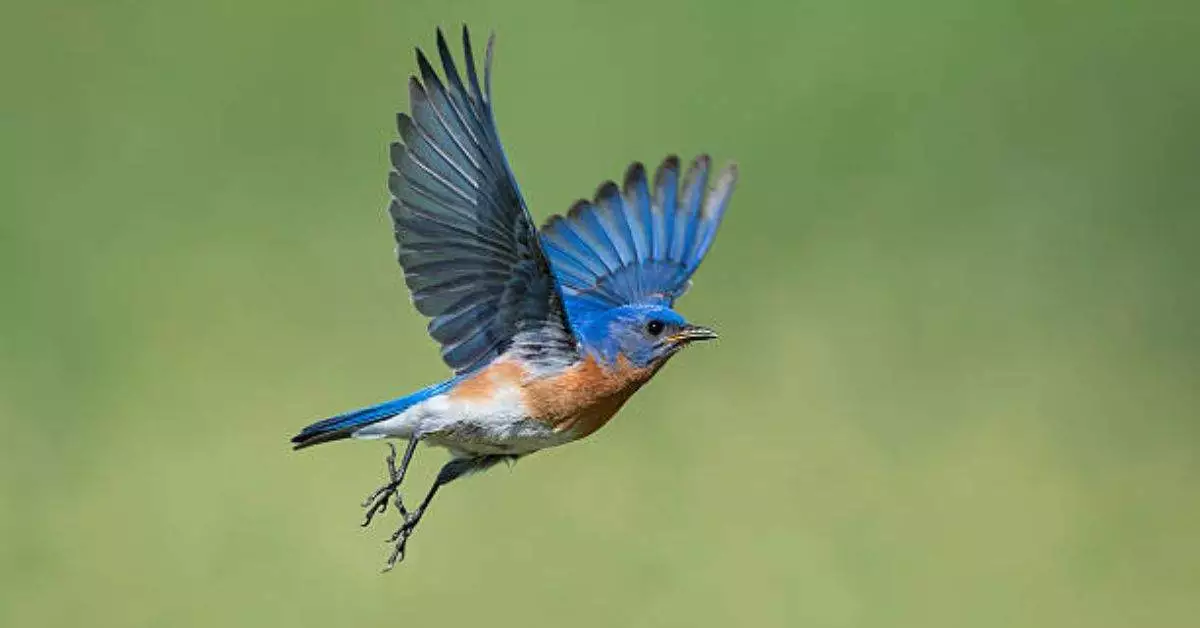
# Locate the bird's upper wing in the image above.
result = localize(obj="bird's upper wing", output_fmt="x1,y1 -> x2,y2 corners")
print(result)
540,156 -> 737,313
389,27 -> 577,374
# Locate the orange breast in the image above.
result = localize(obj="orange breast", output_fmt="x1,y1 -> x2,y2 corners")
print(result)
523,355 -> 659,440
447,361 -> 527,401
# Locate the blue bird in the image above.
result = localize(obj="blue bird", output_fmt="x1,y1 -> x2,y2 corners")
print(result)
291,26 -> 737,570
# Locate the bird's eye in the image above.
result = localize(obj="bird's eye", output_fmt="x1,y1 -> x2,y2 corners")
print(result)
646,320 -> 665,336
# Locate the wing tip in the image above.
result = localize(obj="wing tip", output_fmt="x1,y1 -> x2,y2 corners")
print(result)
681,154 -> 712,201
394,112 -> 414,139
653,155 -> 681,192
406,75 -> 427,104
484,30 -> 497,97
700,161 -> 739,220
716,161 -> 739,189
622,161 -> 647,195
435,27 -> 455,70
567,198 -> 591,219
594,180 -> 621,205
415,45 -> 434,78
388,140 -> 406,169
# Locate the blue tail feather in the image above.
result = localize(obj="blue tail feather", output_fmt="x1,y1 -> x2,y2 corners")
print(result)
291,380 -> 455,449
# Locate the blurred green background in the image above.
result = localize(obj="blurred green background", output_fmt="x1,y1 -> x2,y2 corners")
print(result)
3,0 -> 1199,626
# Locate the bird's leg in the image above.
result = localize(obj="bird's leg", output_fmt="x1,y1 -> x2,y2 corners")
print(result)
382,456 -> 484,571
361,438 -> 419,527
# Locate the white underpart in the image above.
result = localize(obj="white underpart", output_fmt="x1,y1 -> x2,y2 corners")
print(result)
351,382 -> 572,457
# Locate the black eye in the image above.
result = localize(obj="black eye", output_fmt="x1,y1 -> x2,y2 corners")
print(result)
646,320 -> 665,336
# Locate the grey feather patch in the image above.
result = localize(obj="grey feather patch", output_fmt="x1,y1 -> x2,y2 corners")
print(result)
387,27 -> 579,374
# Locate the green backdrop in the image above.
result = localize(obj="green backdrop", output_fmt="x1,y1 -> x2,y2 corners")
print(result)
3,1 -> 1198,626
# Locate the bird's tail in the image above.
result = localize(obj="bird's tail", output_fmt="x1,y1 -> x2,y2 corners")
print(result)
290,380 -> 454,450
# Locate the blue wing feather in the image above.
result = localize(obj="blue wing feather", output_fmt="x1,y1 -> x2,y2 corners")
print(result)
623,162 -> 654,264
674,157 -> 707,261
540,155 -> 737,313
390,27 -> 577,374
653,157 -> 679,263
688,164 -> 738,275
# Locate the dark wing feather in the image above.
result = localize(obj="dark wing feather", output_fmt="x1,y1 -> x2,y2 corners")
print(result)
390,27 -> 576,374
540,155 -> 737,312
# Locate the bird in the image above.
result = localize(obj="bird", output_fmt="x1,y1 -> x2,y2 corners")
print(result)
290,25 -> 737,570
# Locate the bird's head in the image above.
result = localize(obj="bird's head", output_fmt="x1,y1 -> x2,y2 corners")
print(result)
579,304 -> 718,369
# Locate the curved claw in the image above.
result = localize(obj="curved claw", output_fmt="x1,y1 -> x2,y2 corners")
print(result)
381,509 -> 426,570
361,442 -> 411,528
382,540 -> 407,572
362,495 -> 392,527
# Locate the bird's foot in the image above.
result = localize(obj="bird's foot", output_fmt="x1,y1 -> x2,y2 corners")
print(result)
382,509 -> 425,571
361,443 -> 409,527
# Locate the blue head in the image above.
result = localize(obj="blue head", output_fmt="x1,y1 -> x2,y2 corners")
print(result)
571,303 -> 718,368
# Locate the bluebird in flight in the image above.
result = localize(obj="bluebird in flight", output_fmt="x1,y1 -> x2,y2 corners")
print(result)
291,26 -> 737,570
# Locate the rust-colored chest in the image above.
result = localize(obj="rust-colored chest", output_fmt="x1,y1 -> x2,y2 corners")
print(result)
524,355 -> 658,440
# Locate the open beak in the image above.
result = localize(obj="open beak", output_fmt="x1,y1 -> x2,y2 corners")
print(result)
662,324 -> 719,349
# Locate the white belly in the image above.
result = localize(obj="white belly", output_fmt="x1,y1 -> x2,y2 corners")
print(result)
350,387 -> 572,456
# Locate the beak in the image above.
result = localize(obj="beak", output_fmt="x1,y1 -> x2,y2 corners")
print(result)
662,324 -> 719,348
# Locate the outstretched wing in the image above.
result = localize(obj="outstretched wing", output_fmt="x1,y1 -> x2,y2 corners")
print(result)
539,155 -> 737,313
389,27 -> 576,374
